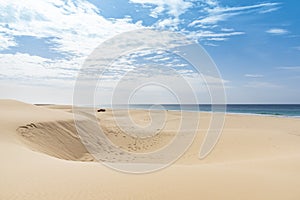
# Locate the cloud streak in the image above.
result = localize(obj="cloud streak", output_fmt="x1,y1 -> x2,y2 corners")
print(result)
185,1 -> 280,43
266,28 -> 289,35
245,81 -> 281,88
277,66 -> 300,71
244,74 -> 264,78
189,2 -> 280,27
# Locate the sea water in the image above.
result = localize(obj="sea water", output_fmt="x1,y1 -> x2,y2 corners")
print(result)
101,104 -> 300,117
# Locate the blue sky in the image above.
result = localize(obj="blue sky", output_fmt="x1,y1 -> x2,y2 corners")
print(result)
0,0 -> 299,104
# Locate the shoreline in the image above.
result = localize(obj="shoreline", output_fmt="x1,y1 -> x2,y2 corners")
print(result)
96,107 -> 300,119
37,104 -> 300,118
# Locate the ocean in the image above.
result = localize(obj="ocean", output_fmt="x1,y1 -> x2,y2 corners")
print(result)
102,104 -> 300,118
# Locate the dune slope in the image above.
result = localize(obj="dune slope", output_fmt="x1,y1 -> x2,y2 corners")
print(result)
1,100 -> 300,200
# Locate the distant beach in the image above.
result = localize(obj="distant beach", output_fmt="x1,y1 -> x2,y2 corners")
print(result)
100,104 -> 300,117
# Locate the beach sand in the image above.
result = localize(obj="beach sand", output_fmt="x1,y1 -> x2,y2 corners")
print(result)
1,99 -> 300,199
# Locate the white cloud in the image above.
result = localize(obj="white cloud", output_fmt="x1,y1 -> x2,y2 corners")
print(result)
187,30 -> 245,40
204,42 -> 219,47
244,74 -> 264,78
0,0 -> 147,94
245,81 -> 281,88
207,3 -> 280,14
0,34 -> 17,50
189,12 -> 238,27
155,18 -> 180,30
0,53 -> 82,86
149,5 -> 164,18
277,66 -> 300,71
189,2 -> 280,27
0,0 -> 142,56
205,0 -> 218,7
130,0 -> 193,32
221,28 -> 234,32
207,37 -> 228,41
259,7 -> 280,14
129,0 -> 192,18
266,28 -> 288,35
186,2 -> 279,42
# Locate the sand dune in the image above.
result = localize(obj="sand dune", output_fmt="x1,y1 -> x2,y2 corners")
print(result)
1,99 -> 300,199
17,120 -> 94,162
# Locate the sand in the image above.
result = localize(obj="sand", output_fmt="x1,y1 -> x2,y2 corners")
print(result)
1,99 -> 300,199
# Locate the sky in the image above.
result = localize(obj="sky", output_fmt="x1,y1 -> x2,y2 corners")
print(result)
0,0 -> 300,104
